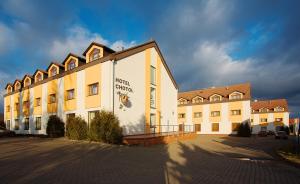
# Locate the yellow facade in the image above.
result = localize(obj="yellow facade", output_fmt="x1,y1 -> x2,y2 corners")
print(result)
47,79 -> 58,113
64,72 -> 77,111
177,106 -> 186,124
5,96 -> 11,119
228,101 -> 243,123
192,105 -> 203,124
209,103 -> 221,122
22,89 -> 30,117
85,63 -> 101,109
33,85 -> 42,115
13,93 -> 20,118
86,45 -> 104,63
64,56 -> 79,71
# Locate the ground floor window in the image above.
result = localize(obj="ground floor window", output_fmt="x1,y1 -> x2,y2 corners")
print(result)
88,111 -> 99,125
232,123 -> 240,131
14,119 -> 19,130
24,118 -> 29,130
195,124 -> 201,132
212,123 -> 219,132
150,113 -> 156,133
35,117 -> 41,130
66,113 -> 76,121
6,120 -> 10,130
261,126 -> 267,131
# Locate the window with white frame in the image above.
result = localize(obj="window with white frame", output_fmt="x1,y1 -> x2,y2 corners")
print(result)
274,106 -> 284,112
194,112 -> 202,118
50,67 -> 58,77
150,87 -> 156,108
229,92 -> 242,100
36,73 -> 43,82
150,66 -> 156,85
67,59 -> 76,70
178,98 -> 188,105
231,110 -> 241,115
259,108 -> 269,113
90,48 -> 100,61
192,96 -> 203,103
211,111 -> 220,117
210,94 -> 221,102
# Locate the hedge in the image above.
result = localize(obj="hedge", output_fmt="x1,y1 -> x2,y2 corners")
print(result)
66,116 -> 88,140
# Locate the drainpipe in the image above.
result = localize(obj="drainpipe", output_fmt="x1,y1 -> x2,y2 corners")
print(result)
112,59 -> 115,115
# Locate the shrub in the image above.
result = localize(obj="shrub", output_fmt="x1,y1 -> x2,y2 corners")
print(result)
66,116 -> 88,140
0,121 -> 6,130
280,126 -> 290,135
237,122 -> 251,137
89,111 -> 123,144
46,115 -> 65,138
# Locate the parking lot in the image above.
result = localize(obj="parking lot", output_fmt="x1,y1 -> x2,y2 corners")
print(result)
0,135 -> 300,184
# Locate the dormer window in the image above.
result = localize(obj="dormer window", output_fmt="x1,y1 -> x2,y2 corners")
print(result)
274,106 -> 284,112
67,59 -> 76,70
192,96 -> 203,104
210,94 -> 222,102
178,98 -> 188,105
24,78 -> 31,87
50,67 -> 57,77
90,48 -> 100,62
229,92 -> 243,100
15,82 -> 21,90
259,108 -> 269,113
7,86 -> 12,93
36,73 -> 42,82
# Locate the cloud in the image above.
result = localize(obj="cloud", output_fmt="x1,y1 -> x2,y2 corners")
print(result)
0,23 -> 15,54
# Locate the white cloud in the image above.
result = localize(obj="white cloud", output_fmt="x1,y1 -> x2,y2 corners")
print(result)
48,26 -> 136,60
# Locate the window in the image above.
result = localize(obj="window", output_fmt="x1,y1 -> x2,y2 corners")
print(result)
6,120 -> 10,130
23,101 -> 29,108
274,106 -> 284,112
251,119 -> 253,122
49,94 -> 56,104
35,98 -> 41,106
212,123 -> 219,132
275,118 -> 283,122
35,117 -> 41,130
192,96 -> 203,103
211,111 -> 220,117
14,119 -> 19,130
66,89 -> 75,100
90,48 -> 100,61
260,118 -> 267,122
15,103 -> 19,111
195,124 -> 201,132
194,112 -> 202,118
261,126 -> 267,131
66,113 -> 75,121
229,93 -> 242,100
231,110 -> 241,115
150,87 -> 156,108
88,83 -> 98,96
24,118 -> 29,130
150,113 -> 156,130
50,67 -> 57,77
178,99 -> 188,105
25,78 -> 31,87
36,73 -> 42,82
210,95 -> 221,102
88,111 -> 99,125
67,59 -> 76,70
178,113 -> 185,118
7,86 -> 12,93
259,108 -> 269,113
232,123 -> 240,131
6,105 -> 10,112
150,66 -> 156,85
15,83 -> 21,90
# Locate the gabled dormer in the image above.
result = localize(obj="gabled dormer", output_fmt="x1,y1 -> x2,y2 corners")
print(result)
13,80 -> 22,91
33,69 -> 48,83
229,91 -> 243,100
274,106 -> 284,112
192,96 -> 204,104
5,83 -> 13,94
47,62 -> 64,77
259,108 -> 269,113
22,75 -> 33,87
83,42 -> 115,63
178,98 -> 188,105
62,53 -> 86,71
210,94 -> 223,102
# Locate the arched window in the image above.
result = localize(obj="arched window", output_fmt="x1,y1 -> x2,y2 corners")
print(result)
210,94 -> 222,102
90,48 -> 100,62
192,96 -> 203,103
7,86 -> 12,93
15,82 -> 21,90
24,78 -> 31,87
67,59 -> 76,70
36,73 -> 42,82
229,92 -> 242,100
50,67 -> 57,77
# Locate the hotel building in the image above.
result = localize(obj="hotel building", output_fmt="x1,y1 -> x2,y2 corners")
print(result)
251,99 -> 289,133
3,41 -> 178,135
177,83 -> 251,134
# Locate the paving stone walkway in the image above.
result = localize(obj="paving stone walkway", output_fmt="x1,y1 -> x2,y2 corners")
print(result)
0,135 -> 300,184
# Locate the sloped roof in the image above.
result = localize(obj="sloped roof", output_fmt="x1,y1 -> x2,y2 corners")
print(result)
178,83 -> 251,100
251,99 -> 289,112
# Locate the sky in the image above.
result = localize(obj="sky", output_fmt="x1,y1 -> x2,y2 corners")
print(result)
0,0 -> 300,116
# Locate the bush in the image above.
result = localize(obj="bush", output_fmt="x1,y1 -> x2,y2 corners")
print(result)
46,115 -> 65,138
89,111 -> 123,144
237,122 -> 251,137
66,116 -> 88,140
280,126 -> 290,135
0,121 -> 6,130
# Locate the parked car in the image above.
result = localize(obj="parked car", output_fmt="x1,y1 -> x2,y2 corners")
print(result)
275,131 -> 288,139
258,130 -> 268,137
267,130 -> 275,136
0,129 -> 16,137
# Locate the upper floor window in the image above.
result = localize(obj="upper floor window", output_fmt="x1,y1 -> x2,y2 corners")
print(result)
259,108 -> 269,113
260,118 -> 267,122
150,66 -> 156,85
211,111 -> 220,117
15,103 -> 19,111
90,48 -> 100,62
229,92 -> 242,100
150,87 -> 156,108
66,89 -> 75,100
49,94 -> 56,104
192,96 -> 203,104
36,73 -> 42,82
274,106 -> 284,112
275,118 -> 283,122
23,101 -> 29,109
231,110 -> 241,115
178,98 -> 188,105
35,98 -> 41,107
7,86 -> 12,93
6,105 -> 10,112
88,83 -> 98,96
15,82 -> 21,90
50,67 -> 57,77
178,113 -> 185,118
194,112 -> 202,118
210,94 -> 222,102
67,59 -> 76,70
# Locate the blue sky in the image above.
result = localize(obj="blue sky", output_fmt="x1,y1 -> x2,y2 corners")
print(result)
1,0 -> 300,116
